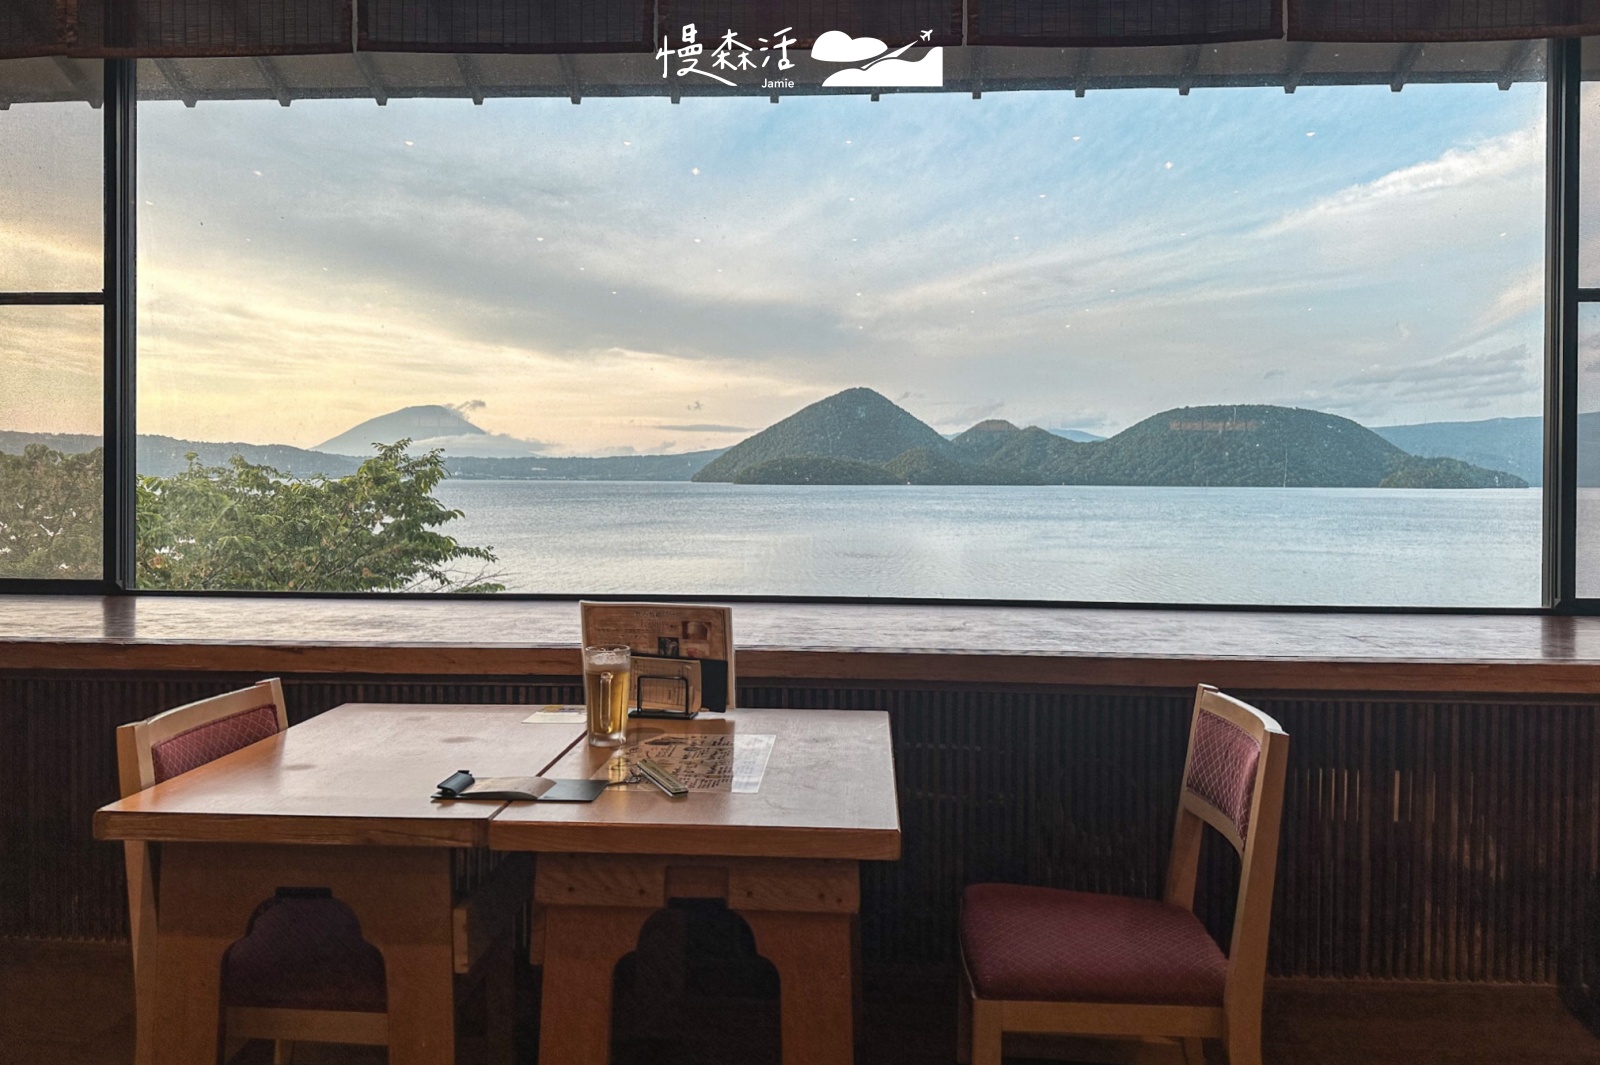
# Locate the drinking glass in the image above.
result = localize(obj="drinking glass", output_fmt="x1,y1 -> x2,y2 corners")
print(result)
583,645 -> 631,747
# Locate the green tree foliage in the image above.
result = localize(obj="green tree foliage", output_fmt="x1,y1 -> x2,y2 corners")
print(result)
731,456 -> 900,485
1379,456 -> 1528,489
136,442 -> 503,592
0,445 -> 103,579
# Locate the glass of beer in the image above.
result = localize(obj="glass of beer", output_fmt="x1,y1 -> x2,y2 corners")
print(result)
583,645 -> 631,747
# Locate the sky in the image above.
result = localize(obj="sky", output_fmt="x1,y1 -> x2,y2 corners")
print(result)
0,76 -> 1566,455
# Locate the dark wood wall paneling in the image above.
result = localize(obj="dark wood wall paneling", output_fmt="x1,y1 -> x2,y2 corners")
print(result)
3,673 -> 1598,989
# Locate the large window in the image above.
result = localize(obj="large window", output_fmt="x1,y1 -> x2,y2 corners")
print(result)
0,92 -> 104,582
122,68 -> 1545,605
0,49 -> 1558,606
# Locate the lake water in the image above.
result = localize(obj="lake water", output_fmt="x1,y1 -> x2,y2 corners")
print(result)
431,481 -> 1543,607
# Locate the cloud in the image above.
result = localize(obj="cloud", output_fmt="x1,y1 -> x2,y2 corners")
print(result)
449,399 -> 487,416
404,431 -> 553,457
1296,344 -> 1538,422
1263,125 -> 1541,240
654,423 -> 752,433
811,30 -> 887,63
821,49 -> 943,88
1481,269 -> 1543,331
934,401 -> 1006,429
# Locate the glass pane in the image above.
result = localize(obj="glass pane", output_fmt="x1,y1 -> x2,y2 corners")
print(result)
1577,305 -> 1600,597
0,98 -> 103,292
1584,38 -> 1600,288
0,306 -> 103,580
138,79 -> 1543,603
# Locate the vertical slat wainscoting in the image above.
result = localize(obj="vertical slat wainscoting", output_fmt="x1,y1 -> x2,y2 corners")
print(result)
0,674 -> 583,942
744,684 -> 1600,984
2,673 -> 1597,992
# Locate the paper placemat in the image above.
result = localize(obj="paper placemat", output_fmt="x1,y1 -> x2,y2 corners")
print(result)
523,705 -> 587,724
595,733 -> 775,794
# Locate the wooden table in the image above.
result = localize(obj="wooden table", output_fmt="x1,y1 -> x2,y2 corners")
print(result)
489,709 -> 902,1065
93,704 -> 586,1065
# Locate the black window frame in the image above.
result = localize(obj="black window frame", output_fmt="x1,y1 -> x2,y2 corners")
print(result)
0,50 -> 1587,612
0,58 -> 132,594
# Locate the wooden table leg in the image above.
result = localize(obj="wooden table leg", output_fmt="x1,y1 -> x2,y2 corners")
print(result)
340,849 -> 458,1065
153,844 -> 278,1065
538,905 -> 653,1065
740,910 -> 856,1065
151,843 -> 461,1065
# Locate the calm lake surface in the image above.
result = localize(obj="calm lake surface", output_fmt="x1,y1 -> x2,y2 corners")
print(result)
432,481 -> 1543,607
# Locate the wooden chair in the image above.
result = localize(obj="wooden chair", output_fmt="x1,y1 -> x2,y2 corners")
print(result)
957,684 -> 1290,1065
118,679 -> 522,1065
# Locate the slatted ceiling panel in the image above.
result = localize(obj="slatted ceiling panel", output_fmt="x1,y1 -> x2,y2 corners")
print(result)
1287,0 -> 1600,41
3,674 -> 1599,997
0,0 -> 67,59
969,0 -> 1281,45
657,0 -> 965,45
360,0 -> 654,52
18,0 -> 357,57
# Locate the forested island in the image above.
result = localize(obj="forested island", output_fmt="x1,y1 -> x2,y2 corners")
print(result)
692,389 -> 1528,489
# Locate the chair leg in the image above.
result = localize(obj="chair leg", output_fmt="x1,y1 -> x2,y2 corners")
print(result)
971,998 -> 1003,1065
955,977 -> 972,1065
272,1040 -> 294,1065
1225,1021 -> 1262,1065
484,939 -> 517,1065
1182,1037 -> 1206,1065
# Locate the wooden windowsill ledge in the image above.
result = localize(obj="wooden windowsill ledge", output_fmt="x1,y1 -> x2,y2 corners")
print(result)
2,595 -> 1600,695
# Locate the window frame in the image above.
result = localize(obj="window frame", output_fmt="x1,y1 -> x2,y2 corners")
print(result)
0,58 -> 126,593
0,51 -> 1584,612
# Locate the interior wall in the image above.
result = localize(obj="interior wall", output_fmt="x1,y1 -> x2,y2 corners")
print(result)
2,671 -> 1596,988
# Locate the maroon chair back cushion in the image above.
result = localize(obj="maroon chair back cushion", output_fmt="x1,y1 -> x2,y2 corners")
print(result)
1185,709 -> 1262,841
150,703 -> 281,783
222,896 -> 387,1012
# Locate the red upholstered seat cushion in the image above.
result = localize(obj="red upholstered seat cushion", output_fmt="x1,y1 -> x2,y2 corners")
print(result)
960,883 -> 1226,1006
222,897 -> 387,1013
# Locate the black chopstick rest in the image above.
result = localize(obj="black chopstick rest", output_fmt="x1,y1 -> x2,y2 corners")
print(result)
436,770 -> 475,799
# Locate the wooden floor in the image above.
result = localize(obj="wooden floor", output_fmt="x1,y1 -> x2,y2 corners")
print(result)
4,938 -> 1596,1065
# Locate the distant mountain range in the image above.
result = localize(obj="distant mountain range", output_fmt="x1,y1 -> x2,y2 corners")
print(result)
4,393 -> 1559,488
0,430 -> 722,482
1371,416 -> 1543,486
692,390 -> 1528,489
316,404 -> 548,459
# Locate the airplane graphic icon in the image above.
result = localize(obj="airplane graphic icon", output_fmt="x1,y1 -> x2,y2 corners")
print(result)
814,29 -> 944,87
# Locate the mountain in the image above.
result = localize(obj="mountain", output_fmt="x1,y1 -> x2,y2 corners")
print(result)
1373,416 -> 1543,486
692,392 -> 1527,488
692,387 -> 955,483
315,404 -> 545,458
1056,405 -> 1418,487
1048,428 -> 1104,443
952,422 -> 1088,482
445,450 -> 723,481
733,456 -> 900,485
0,431 -> 364,478
0,430 -> 717,482
3,395 -> 1529,490
949,420 -> 1025,465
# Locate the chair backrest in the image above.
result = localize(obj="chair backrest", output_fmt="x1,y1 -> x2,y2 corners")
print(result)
1163,684 -> 1289,1017
116,678 -> 289,797
115,679 -> 290,1065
